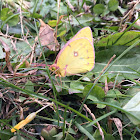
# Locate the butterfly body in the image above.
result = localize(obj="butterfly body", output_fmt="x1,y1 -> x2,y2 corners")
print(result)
50,27 -> 95,77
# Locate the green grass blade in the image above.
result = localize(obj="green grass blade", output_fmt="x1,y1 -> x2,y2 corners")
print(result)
75,121 -> 95,140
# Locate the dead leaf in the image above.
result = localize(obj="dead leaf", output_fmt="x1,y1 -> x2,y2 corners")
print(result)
0,38 -> 13,73
35,19 -> 60,51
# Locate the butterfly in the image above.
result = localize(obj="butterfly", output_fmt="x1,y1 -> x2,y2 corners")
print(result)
49,27 -> 95,77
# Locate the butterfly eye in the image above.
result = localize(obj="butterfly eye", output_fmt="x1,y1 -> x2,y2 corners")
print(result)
49,64 -> 59,72
51,67 -> 56,71
49,67 -> 54,71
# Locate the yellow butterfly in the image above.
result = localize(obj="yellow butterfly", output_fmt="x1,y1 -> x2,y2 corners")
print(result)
50,27 -> 95,77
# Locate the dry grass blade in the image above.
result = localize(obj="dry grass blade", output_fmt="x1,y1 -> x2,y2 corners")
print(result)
84,104 -> 104,140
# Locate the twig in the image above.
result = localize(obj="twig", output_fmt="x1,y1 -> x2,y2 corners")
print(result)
0,32 -> 24,41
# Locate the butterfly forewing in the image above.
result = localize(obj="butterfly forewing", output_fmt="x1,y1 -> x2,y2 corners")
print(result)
71,27 -> 93,44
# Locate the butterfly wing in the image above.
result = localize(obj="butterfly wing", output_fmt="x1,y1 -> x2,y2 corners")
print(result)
72,26 -> 93,43
56,37 -> 95,77
55,27 -> 93,63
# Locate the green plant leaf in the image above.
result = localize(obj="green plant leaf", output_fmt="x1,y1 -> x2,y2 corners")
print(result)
0,129 -> 12,140
69,82 -> 84,94
67,128 -> 76,135
75,122 -> 95,140
1,24 -> 22,34
53,132 -> 63,140
65,133 -> 75,140
94,45 -> 140,80
93,129 -> 103,140
25,80 -> 34,92
93,4 -> 105,15
30,0 -> 56,17
0,8 -> 19,26
52,2 -> 67,15
0,8 -> 12,21
106,89 -> 123,99
96,31 -> 140,47
105,134 -> 115,140
83,84 -> 105,100
57,30 -> 67,37
108,0 -> 119,11
0,37 -> 33,63
48,20 -> 58,27
123,91 -> 140,125
65,14 -> 94,26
